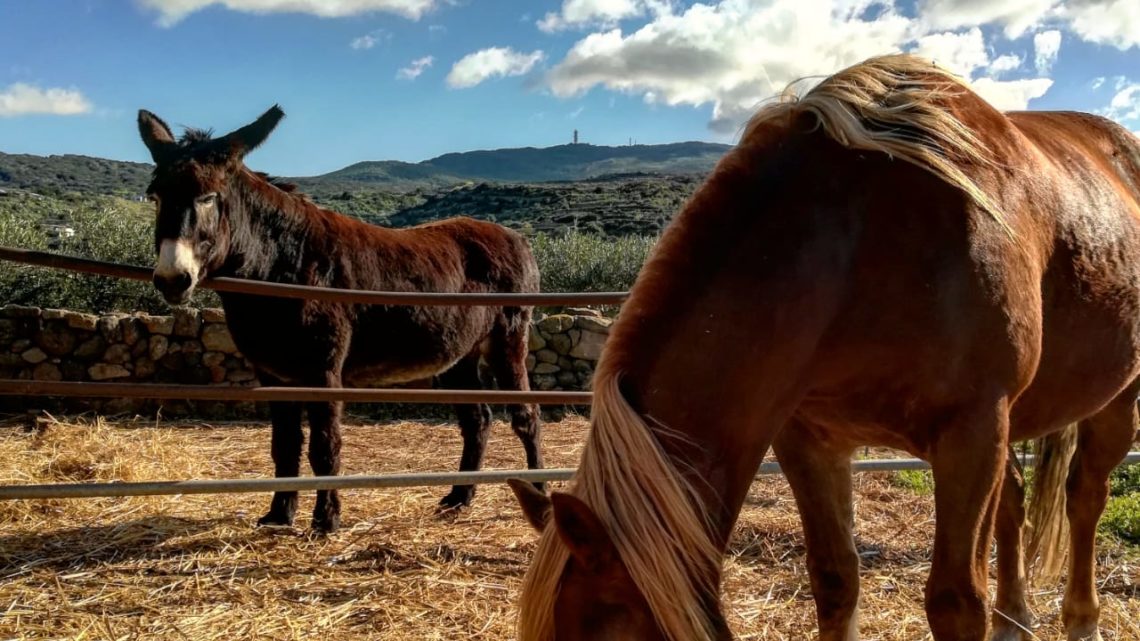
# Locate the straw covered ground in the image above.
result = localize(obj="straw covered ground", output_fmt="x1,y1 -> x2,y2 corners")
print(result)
0,414 -> 1136,640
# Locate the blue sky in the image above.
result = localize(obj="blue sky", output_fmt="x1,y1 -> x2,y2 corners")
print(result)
1,0 -> 1138,176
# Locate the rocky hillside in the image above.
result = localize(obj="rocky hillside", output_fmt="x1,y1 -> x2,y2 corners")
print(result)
378,174 -> 702,237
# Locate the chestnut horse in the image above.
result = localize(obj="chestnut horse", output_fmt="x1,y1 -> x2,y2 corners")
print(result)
137,106 -> 543,533
510,54 -> 1140,641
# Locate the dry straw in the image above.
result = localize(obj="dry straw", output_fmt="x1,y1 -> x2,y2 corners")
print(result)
0,415 -> 1135,640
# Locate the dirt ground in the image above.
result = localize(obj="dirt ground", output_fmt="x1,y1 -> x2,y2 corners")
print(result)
0,414 -> 1135,640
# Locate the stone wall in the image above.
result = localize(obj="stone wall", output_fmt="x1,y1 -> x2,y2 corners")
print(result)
0,304 -> 611,416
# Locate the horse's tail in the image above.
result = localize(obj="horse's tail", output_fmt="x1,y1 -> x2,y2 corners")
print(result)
1026,425 -> 1078,580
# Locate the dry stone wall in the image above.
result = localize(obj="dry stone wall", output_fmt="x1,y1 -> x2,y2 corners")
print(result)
0,305 -> 610,416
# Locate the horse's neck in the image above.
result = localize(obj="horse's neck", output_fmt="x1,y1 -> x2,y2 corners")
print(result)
606,165 -> 853,547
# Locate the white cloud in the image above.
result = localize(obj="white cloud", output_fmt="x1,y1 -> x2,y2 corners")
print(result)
546,0 -> 916,133
1033,29 -> 1061,74
1105,83 -> 1140,123
1061,0 -> 1140,50
916,0 -> 1055,38
138,0 -> 439,27
350,30 -> 388,50
538,0 -> 645,32
540,0 -> 1062,134
1092,76 -> 1106,90
912,27 -> 989,77
568,106 -> 585,119
447,47 -> 545,89
916,0 -> 1140,50
397,55 -> 434,80
0,83 -> 93,117
989,54 -> 1023,77
969,77 -> 1054,110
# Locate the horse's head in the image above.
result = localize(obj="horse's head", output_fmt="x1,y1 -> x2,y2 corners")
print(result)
508,479 -> 667,641
137,105 -> 284,305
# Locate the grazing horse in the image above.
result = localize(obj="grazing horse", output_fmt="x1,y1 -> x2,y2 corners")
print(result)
136,106 -> 543,533
508,54 -> 1140,641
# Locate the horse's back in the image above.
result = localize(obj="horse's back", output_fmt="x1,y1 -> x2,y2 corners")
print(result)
1001,111 -> 1140,437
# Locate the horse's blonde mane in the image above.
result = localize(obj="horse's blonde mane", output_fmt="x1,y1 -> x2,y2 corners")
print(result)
518,359 -> 721,641
745,53 -> 1005,227
517,54 -> 1007,641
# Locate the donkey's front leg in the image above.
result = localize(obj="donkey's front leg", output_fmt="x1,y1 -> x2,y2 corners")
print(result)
306,396 -> 344,533
258,376 -> 304,527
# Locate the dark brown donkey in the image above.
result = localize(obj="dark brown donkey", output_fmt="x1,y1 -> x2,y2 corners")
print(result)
137,106 -> 542,533
510,54 -> 1140,641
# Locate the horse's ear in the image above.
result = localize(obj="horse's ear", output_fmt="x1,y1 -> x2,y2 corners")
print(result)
219,105 -> 284,160
508,478 -> 551,531
551,492 -> 618,571
138,109 -> 176,164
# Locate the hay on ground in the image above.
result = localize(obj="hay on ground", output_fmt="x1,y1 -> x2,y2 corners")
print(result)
0,415 -> 1135,640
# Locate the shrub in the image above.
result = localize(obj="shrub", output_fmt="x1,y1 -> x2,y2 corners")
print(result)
530,231 -> 656,293
1101,493 -> 1140,544
2,195 -> 657,314
0,193 -> 221,313
890,469 -> 935,495
1110,462 -> 1139,497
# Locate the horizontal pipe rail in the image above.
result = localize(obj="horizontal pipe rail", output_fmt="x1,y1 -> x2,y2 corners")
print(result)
2,453 -> 1136,500
0,380 -> 591,405
0,247 -> 629,306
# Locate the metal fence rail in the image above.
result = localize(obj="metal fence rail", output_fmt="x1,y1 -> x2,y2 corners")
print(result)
0,247 -> 1136,504
0,380 -> 591,405
0,246 -> 629,306
3,452 -> 1136,501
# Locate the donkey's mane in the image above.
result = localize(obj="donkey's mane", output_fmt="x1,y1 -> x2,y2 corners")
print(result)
519,53 -> 1009,641
178,128 -> 215,146
744,53 -> 1004,225
171,128 -> 302,195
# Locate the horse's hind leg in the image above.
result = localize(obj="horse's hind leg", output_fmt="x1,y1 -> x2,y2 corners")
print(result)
1061,392 -> 1137,641
489,312 -> 543,492
990,452 -> 1034,641
926,397 -> 1008,641
772,422 -> 859,641
438,354 -> 493,510
257,380 -> 304,527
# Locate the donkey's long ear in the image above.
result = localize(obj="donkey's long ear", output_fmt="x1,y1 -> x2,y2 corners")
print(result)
218,105 -> 284,159
138,109 -> 177,164
508,478 -> 552,532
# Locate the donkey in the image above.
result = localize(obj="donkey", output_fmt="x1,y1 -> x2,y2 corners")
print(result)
137,105 -> 543,533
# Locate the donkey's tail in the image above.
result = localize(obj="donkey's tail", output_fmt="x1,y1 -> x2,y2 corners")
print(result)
1026,424 -> 1077,580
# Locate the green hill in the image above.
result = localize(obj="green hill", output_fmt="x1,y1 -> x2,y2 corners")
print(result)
310,141 -> 728,188
0,152 -> 152,197
1,141 -> 727,237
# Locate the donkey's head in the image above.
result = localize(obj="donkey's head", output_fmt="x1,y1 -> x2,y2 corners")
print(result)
137,106 -> 284,304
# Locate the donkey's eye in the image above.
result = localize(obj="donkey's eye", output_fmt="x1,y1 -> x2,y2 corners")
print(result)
196,193 -> 218,206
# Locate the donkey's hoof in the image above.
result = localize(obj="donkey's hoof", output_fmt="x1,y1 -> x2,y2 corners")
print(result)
438,490 -> 474,512
257,512 -> 295,528
989,626 -> 1032,641
310,514 -> 341,535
